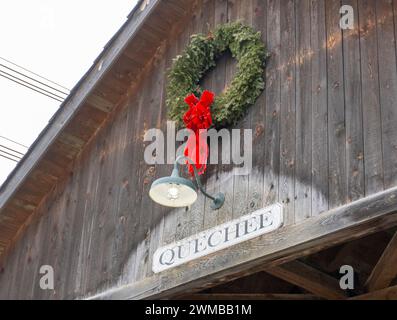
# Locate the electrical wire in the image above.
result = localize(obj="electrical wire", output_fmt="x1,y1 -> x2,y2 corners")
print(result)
0,72 -> 64,102
0,136 -> 28,149
0,56 -> 70,91
0,148 -> 22,160
0,63 -> 69,96
0,144 -> 24,156
0,58 -> 70,165
0,69 -> 66,101
0,152 -> 20,163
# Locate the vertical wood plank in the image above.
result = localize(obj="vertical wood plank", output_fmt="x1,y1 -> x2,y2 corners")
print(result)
295,0 -> 312,222
55,172 -> 81,299
183,0 -> 207,235
248,0 -> 267,214
311,0 -> 329,216
279,0 -> 296,225
343,0 -> 365,203
33,197 -> 55,299
136,60 -> 168,281
326,0 -> 347,208
116,106 -> 137,287
204,0 -> 221,229
15,215 -> 44,299
148,87 -> 171,280
45,188 -> 68,299
135,70 -> 160,281
230,0 -> 252,220
106,106 -> 130,287
13,227 -> 31,299
204,0 -> 228,229
118,92 -> 145,285
359,0 -> 384,195
160,44 -> 179,247
145,56 -> 167,279
86,114 -> 119,291
105,114 -> 130,286
263,0 -> 281,208
376,0 -> 397,189
201,0 -> 219,230
175,4 -> 201,239
216,0 -> 236,225
66,152 -> 92,297
38,208 -> 60,299
4,240 -> 23,299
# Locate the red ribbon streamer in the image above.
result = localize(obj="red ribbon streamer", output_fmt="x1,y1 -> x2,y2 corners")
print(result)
183,90 -> 214,176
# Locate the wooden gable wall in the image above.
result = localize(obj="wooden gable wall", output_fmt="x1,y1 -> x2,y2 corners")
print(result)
1,0 -> 397,299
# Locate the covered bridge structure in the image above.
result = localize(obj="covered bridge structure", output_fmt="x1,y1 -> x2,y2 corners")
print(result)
1,0 -> 397,300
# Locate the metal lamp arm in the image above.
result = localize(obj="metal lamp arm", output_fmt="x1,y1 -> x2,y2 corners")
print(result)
174,155 -> 216,201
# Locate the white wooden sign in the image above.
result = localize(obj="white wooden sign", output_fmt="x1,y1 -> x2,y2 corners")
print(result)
153,203 -> 283,273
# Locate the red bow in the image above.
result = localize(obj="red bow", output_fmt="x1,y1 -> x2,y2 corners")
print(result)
183,90 -> 214,176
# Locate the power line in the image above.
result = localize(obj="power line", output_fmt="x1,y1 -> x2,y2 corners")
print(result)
0,142 -> 26,165
0,63 -> 69,96
0,148 -> 22,161
0,153 -> 19,163
0,72 -> 64,103
0,136 -> 28,149
0,69 -> 66,101
0,144 -> 24,156
0,56 -> 70,91
0,147 -> 21,160
0,58 -> 68,165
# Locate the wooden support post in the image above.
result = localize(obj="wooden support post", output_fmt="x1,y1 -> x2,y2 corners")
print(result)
365,231 -> 397,292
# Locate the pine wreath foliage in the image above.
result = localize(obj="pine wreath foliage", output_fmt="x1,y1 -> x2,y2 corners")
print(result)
166,22 -> 269,128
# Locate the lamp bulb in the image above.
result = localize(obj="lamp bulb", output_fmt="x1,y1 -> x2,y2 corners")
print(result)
167,185 -> 179,200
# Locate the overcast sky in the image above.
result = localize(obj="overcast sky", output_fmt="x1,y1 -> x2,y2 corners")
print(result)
0,0 -> 137,186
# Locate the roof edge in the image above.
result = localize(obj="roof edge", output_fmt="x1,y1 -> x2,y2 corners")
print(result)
0,0 -> 162,210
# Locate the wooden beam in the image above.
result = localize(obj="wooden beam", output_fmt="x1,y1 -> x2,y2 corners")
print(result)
179,294 -> 323,300
351,285 -> 397,300
365,231 -> 397,292
88,187 -> 397,300
267,261 -> 346,300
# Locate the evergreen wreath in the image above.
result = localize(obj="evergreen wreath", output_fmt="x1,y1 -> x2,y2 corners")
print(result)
166,22 -> 269,128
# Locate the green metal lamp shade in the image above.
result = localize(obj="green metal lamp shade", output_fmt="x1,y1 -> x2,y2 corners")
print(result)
149,175 -> 198,208
149,156 -> 225,210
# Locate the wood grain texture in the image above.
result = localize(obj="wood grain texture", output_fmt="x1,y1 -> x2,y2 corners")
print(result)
230,0 -> 252,221
215,0 -> 236,226
365,231 -> 397,292
248,0 -> 266,215
210,0 -> 228,227
0,0 -> 176,254
358,0 -> 384,195
279,0 -> 296,225
295,0 -> 312,222
267,260 -> 346,300
352,284 -> 397,300
376,0 -> 397,189
326,0 -> 347,208
1,0 -> 396,300
343,0 -> 365,204
311,0 -> 328,216
263,0 -> 281,209
95,186 -> 397,299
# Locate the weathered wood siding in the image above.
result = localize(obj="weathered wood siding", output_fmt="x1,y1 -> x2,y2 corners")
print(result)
1,0 -> 397,299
